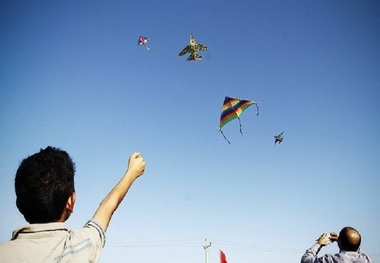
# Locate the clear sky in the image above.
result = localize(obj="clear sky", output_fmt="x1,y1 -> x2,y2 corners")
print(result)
1,1 -> 379,262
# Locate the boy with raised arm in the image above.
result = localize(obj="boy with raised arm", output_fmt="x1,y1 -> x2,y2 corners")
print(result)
0,146 -> 146,262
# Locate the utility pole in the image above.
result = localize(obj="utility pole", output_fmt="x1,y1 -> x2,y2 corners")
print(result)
203,238 -> 212,263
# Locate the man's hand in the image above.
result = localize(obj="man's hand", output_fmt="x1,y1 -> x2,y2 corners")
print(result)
329,232 -> 339,242
316,233 -> 331,246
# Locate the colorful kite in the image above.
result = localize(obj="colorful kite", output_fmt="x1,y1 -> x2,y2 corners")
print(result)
219,96 -> 259,144
178,34 -> 208,61
274,131 -> 284,145
138,35 -> 150,51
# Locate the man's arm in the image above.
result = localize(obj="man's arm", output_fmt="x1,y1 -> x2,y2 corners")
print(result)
301,233 -> 337,263
301,243 -> 322,263
92,152 -> 146,231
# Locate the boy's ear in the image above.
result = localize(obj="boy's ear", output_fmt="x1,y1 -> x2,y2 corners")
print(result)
66,192 -> 76,213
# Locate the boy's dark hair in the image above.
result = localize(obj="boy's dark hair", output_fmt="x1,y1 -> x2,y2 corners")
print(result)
15,146 -> 76,223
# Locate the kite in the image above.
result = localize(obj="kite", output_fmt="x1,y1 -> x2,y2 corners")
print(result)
274,131 -> 284,145
219,96 -> 259,144
138,35 -> 150,51
178,34 -> 208,61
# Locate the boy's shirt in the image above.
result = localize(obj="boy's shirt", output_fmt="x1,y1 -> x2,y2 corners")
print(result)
0,220 -> 105,263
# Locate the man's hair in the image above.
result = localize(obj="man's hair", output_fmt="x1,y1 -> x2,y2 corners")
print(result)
339,226 -> 361,251
15,146 -> 76,223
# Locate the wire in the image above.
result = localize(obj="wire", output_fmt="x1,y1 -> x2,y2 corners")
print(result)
210,239 -> 303,254
107,239 -> 201,248
106,238 -> 304,254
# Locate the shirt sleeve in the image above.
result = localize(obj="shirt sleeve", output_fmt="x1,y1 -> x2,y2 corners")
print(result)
84,219 -> 106,262
85,220 -> 106,247
301,243 -> 322,263
301,244 -> 338,263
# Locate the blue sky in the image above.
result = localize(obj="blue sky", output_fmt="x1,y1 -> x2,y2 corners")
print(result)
1,1 -> 379,262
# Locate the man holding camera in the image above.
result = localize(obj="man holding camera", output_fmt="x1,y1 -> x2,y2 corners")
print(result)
301,226 -> 373,263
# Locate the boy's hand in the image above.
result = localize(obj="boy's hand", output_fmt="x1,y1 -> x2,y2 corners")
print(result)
127,152 -> 145,178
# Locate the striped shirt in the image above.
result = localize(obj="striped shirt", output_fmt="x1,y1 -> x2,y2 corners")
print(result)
0,220 -> 105,263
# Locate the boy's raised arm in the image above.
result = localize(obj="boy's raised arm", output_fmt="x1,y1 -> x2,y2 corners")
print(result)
92,152 -> 146,231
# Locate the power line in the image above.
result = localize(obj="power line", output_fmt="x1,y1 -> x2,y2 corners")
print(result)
106,239 -> 201,248
106,238 -> 304,254
210,239 -> 303,254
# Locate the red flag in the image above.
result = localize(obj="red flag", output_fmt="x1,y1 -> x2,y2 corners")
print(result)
220,250 -> 227,263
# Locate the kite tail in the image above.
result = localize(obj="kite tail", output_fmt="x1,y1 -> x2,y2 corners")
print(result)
255,103 -> 259,116
237,117 -> 244,137
220,129 -> 231,144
